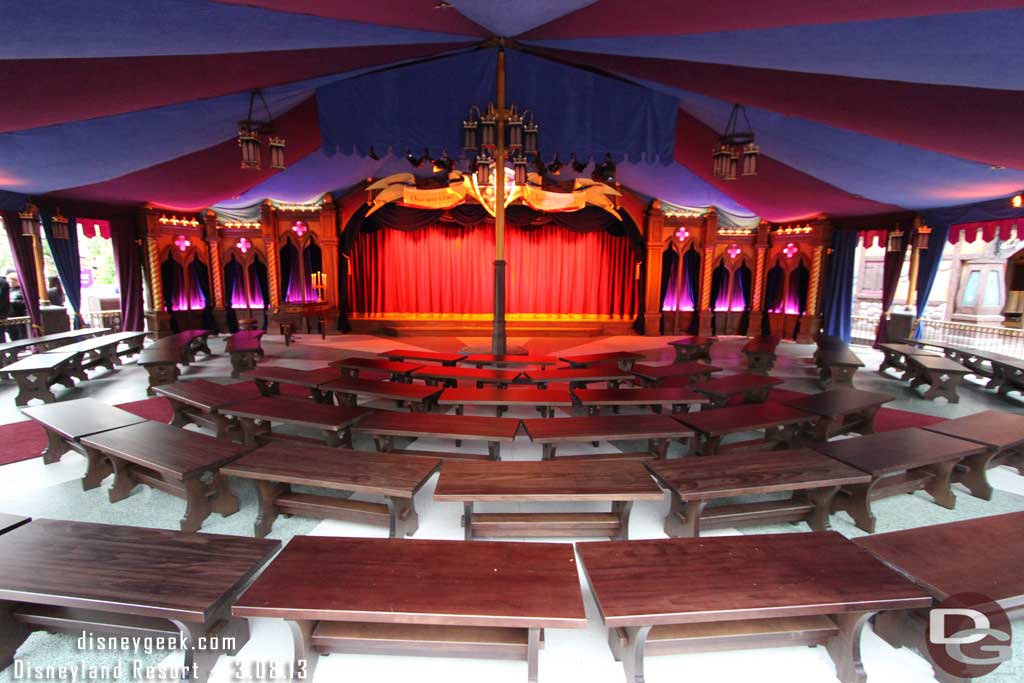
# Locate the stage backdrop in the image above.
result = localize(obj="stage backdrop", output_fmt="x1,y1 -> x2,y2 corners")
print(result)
349,222 -> 638,318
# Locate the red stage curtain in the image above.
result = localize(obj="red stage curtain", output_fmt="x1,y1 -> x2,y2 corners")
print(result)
349,223 -> 638,317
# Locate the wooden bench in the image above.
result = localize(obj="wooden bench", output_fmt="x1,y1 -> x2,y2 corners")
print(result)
876,342 -> 939,379
741,335 -> 781,374
225,329 -> 264,378
321,376 -> 443,412
0,327 -> 111,368
461,353 -> 560,368
578,533 -> 931,683
812,427 -> 989,533
905,353 -> 971,403
245,365 -> 341,402
217,396 -> 369,447
647,449 -> 871,537
904,338 -> 1012,390
675,401 -> 817,455
80,421 -> 247,532
521,414 -> 692,460
232,537 -> 586,683
815,339 -> 864,388
0,519 -> 278,683
222,442 -> 440,538
434,460 -> 663,540
923,409 -> 1024,496
438,386 -> 572,418
3,351 -> 79,405
105,330 -> 149,359
330,357 -> 424,381
352,411 -> 520,460
411,365 -> 521,388
691,372 -> 784,408
517,366 -> 632,390
137,330 -> 216,394
381,348 -> 466,366
572,387 -> 708,415
41,334 -> 133,380
21,397 -> 147,468
783,389 -> 895,440
558,351 -> 644,371
668,335 -> 717,362
631,361 -> 721,387
153,379 -> 256,438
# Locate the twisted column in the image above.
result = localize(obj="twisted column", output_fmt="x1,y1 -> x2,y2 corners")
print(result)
807,245 -> 824,315
207,241 -> 224,308
699,248 -> 714,311
146,237 -> 163,309
266,239 -> 281,310
752,247 -> 767,311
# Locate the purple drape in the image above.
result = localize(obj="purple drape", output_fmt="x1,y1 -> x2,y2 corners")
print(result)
874,231 -> 906,345
110,216 -> 145,331
2,210 -> 42,335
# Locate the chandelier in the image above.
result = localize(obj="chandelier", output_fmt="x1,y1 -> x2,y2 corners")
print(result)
713,104 -> 759,181
237,89 -> 285,171
463,104 -> 537,187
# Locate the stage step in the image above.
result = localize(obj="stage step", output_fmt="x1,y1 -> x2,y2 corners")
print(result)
312,621 -> 541,660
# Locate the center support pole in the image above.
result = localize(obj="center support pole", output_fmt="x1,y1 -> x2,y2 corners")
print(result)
491,46 -> 508,355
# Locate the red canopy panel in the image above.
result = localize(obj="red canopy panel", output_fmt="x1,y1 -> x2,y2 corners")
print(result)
53,97 -> 322,210
522,0 -> 1024,38
859,229 -> 888,248
534,47 -> 1024,170
949,219 -> 1024,243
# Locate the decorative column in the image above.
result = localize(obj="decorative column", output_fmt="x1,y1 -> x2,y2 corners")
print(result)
801,221 -> 830,343
748,220 -> 771,336
697,210 -> 718,336
642,200 -> 665,335
261,200 -> 281,311
318,194 -> 341,318
203,210 -> 226,331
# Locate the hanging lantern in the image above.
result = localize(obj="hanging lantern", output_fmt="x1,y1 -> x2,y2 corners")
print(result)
462,110 -> 479,154
476,158 -> 493,187
714,104 -> 757,181
513,156 -> 527,186
50,210 -> 70,240
712,145 -> 732,179
18,204 -> 39,237
1013,194 -> 1022,208
507,109 -> 523,152
914,225 -> 933,250
741,143 -> 759,176
886,228 -> 905,253
523,115 -> 538,156
480,107 -> 497,150
268,137 -> 286,170
724,149 -> 738,181
237,123 -> 261,170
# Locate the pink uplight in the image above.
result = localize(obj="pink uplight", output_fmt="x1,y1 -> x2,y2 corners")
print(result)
292,221 -> 308,237
675,227 -> 689,242
782,242 -> 798,259
174,234 -> 191,252
237,237 -> 252,253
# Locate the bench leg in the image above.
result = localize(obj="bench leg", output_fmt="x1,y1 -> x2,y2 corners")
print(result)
254,481 -> 287,538
611,501 -> 634,540
0,600 -> 31,670
174,614 -> 249,683
841,482 -> 878,533
285,619 -> 318,683
527,627 -> 541,683
542,443 -> 555,461
825,611 -> 873,683
40,427 -> 66,464
463,502 -> 475,540
488,441 -> 501,461
13,372 -> 56,406
209,474 -> 240,518
649,438 -> 669,459
82,447 -> 113,490
388,495 -> 419,538
805,486 -> 840,532
664,494 -> 705,538
924,461 -> 957,510
609,625 -> 651,683
254,378 -> 279,396
107,457 -> 139,502
955,451 -> 996,500
180,478 -> 213,533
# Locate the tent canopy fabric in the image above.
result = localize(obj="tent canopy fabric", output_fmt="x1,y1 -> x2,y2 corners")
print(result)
3,1 -> 1024,224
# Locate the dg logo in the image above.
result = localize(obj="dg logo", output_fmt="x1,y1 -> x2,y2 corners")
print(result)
926,592 -> 1012,679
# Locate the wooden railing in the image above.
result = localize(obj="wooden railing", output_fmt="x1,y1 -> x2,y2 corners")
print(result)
917,319 -> 1024,356
82,309 -> 122,331
850,315 -> 877,345
0,316 -> 32,340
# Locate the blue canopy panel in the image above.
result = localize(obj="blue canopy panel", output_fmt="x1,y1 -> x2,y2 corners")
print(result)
447,0 -> 597,37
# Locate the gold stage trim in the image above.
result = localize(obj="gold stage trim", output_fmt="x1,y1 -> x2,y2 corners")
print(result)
349,313 -> 633,322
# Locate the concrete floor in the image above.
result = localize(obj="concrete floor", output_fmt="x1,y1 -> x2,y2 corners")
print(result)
1,332 -> 1022,683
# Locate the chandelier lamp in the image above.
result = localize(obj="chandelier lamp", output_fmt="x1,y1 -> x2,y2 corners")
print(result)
713,104 -> 759,180
237,89 -> 286,171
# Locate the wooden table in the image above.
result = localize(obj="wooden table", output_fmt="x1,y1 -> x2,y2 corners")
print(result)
320,376 -> 443,412
412,365 -> 522,388
137,345 -> 183,393
232,537 -> 587,683
572,387 -> 708,415
434,460 -> 663,540
41,334 -> 126,378
0,513 -> 29,536
225,329 -> 264,378
80,421 -> 248,532
222,442 -> 439,538
154,379 -> 255,438
876,342 -> 938,379
21,397 -> 147,466
923,409 -> 1024,496
0,327 -> 110,367
0,519 -> 278,682
905,354 -> 970,403
217,396 -> 369,447
245,365 -> 341,402
330,357 -> 424,381
675,402 -> 817,455
381,348 -> 466,366
741,335 -> 781,374
352,411 -> 521,460
816,345 -> 864,388
812,427 -> 989,532
691,372 -> 784,407
647,449 -> 871,537
856,512 -> 1024,680
518,366 -> 632,389
578,532 -> 931,683
439,386 -> 572,418
559,351 -> 644,370
631,361 -> 721,386
462,353 -> 560,368
783,388 -> 895,440
668,335 -> 717,362
3,351 -> 78,405
522,414 -> 692,460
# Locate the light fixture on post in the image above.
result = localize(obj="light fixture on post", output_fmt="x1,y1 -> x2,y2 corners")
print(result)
19,203 -> 39,237
523,113 -> 538,156
714,104 -> 758,180
50,209 -> 70,240
507,107 -> 524,153
513,156 -> 527,186
237,89 -> 284,171
1013,194 -> 1022,208
886,228 -> 905,253
476,155 -> 493,187
913,224 -> 932,250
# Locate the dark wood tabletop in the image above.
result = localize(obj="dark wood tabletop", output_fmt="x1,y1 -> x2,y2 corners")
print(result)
80,420 -> 248,479
675,401 -> 815,436
631,362 -> 722,381
782,389 -> 895,419
0,513 -> 30,535
222,442 -> 440,498
668,336 -> 717,347
245,365 -> 340,387
646,449 -> 871,500
330,357 -> 424,374
21,397 -> 147,439
922,409 -> 1024,449
559,351 -> 645,366
381,348 -> 467,364
412,366 -> 522,383
572,387 -> 709,407
434,460 -> 664,502
908,354 -> 971,373
0,519 -> 278,623
522,414 -> 693,442
138,345 -> 182,364
439,387 -> 574,406
812,427 -> 988,476
3,350 -> 77,371
462,353 -> 560,367
352,411 -> 522,441
320,376 -> 443,402
577,532 -> 932,627
817,347 -> 864,367
520,367 -> 633,383
232,536 -> 587,628
154,379 -> 256,412
40,336 -> 122,355
217,396 -> 369,430
877,343 -> 938,357
691,372 -> 783,396
854,511 -> 1024,604
742,335 -> 781,353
